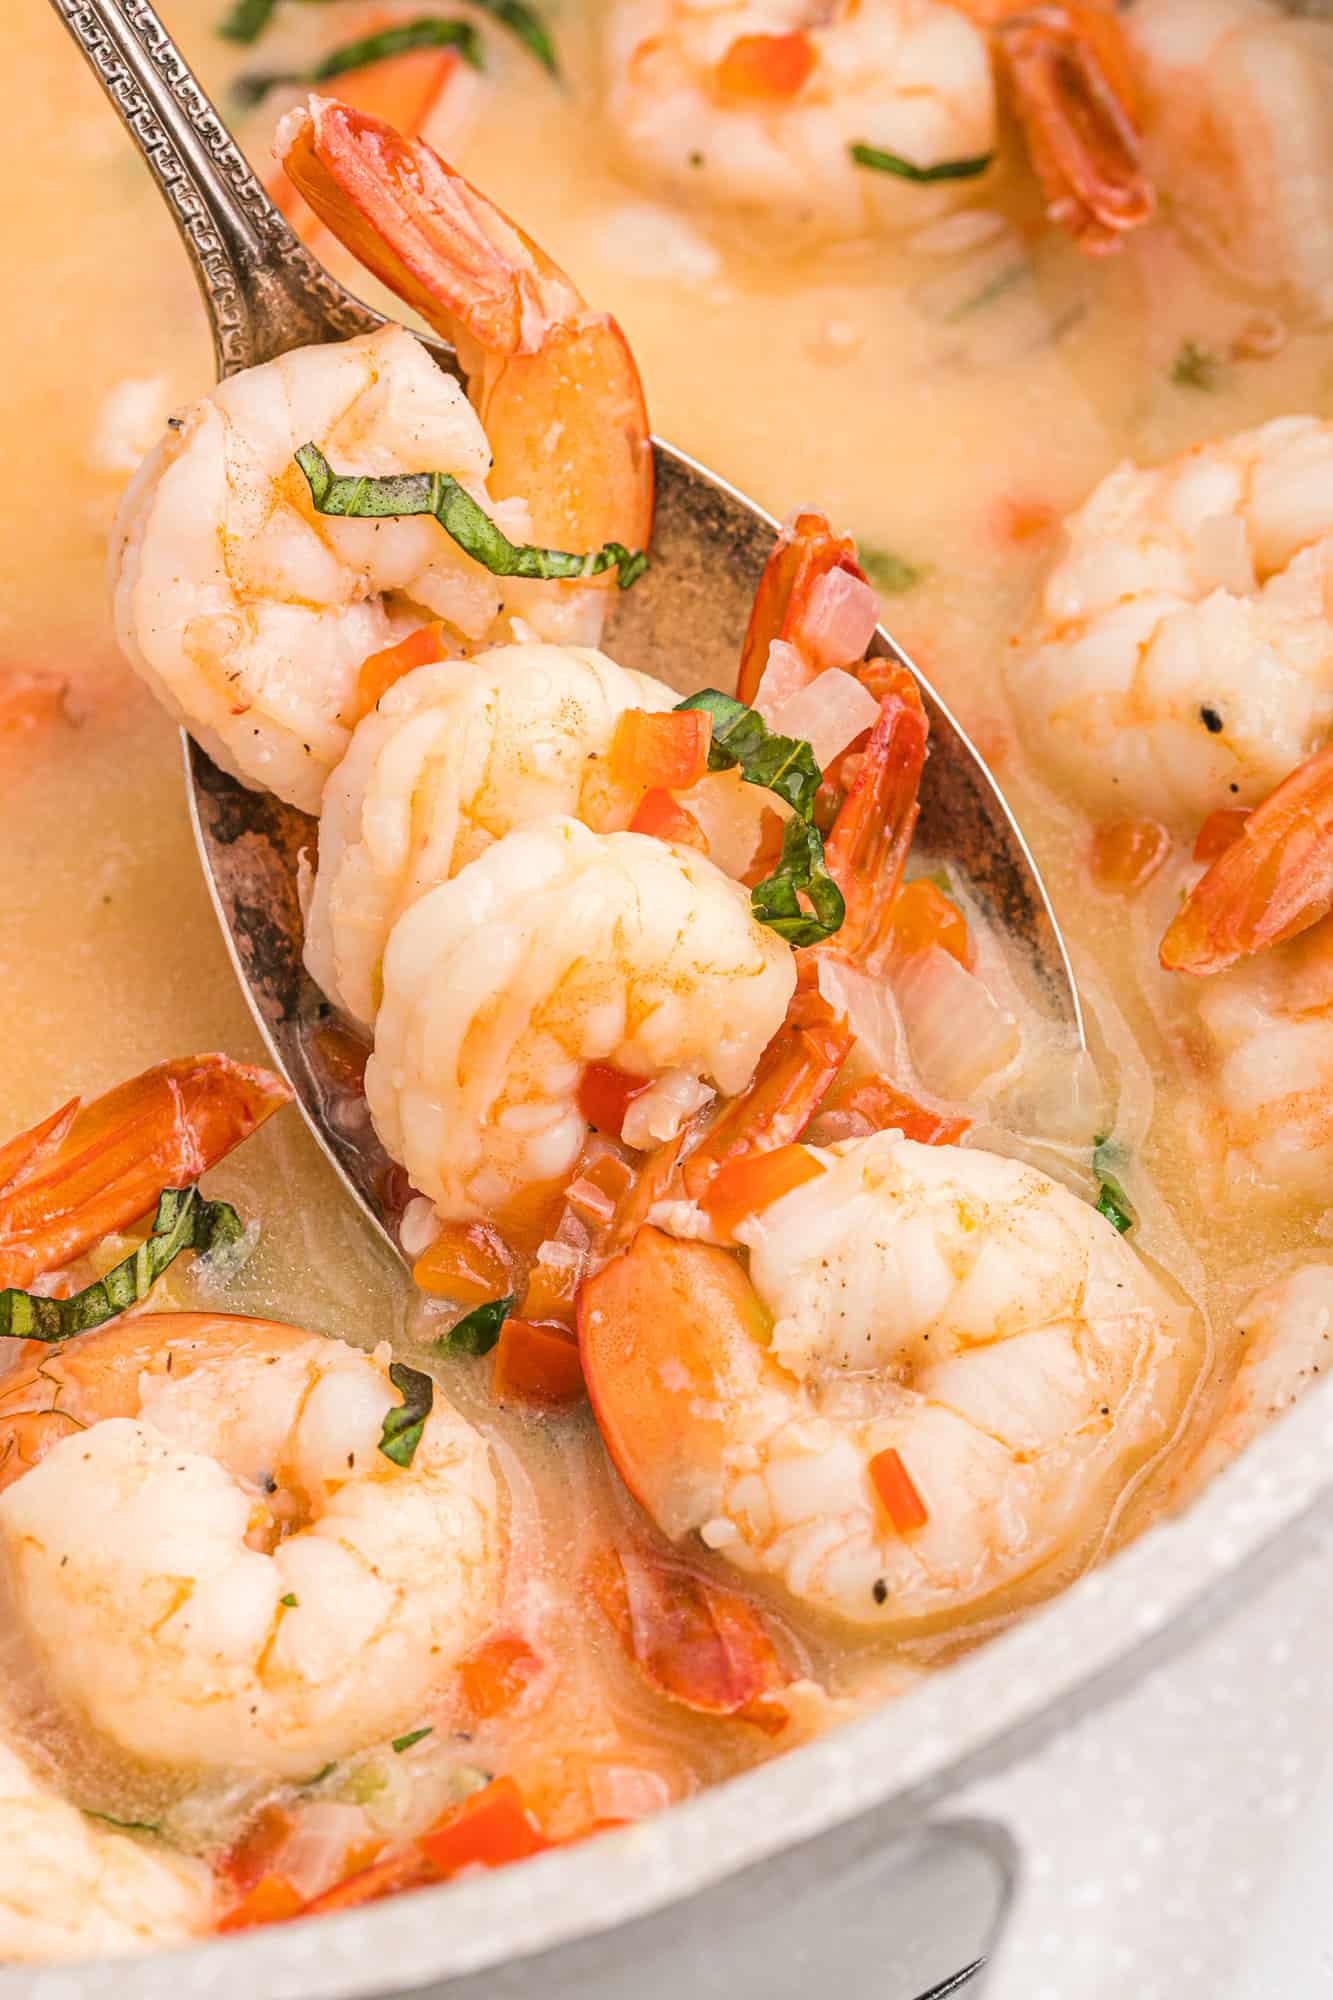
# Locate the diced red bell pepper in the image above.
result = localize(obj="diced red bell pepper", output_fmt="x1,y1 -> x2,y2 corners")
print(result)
493,1317 -> 586,1406
715,30 -> 817,102
417,1777 -> 550,1878
869,1447 -> 929,1533
577,1062 -> 650,1139
628,788 -> 710,853
608,709 -> 712,793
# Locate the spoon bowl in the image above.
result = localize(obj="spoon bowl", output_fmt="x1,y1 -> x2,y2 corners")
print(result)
56,0 -> 1084,1259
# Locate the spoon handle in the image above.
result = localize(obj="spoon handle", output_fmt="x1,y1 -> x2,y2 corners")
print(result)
47,0 -> 378,375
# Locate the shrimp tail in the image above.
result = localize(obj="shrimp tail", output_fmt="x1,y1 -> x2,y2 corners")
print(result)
736,512 -> 866,706
991,3 -> 1154,254
0,1056 -> 291,1289
276,97 -> 653,561
824,663 -> 929,964
1161,742 -> 1333,977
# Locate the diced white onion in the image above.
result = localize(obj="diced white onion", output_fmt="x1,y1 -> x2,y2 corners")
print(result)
791,567 -> 880,673
399,1196 -> 441,1260
277,1803 -> 375,1901
754,639 -> 816,725
816,957 -> 913,1079
769,668 -> 881,770
621,1069 -> 715,1150
894,947 -> 1020,1101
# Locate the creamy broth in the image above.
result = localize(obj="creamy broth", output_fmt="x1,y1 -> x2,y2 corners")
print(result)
1,0 -> 1330,1935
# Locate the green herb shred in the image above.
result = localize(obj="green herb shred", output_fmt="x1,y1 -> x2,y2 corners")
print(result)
0,1188 -> 246,1344
469,0 -> 559,76
280,1593 -> 299,1609
849,142 -> 993,184
674,690 -> 845,946
751,816 -> 846,948
1091,1135 -> 1134,1234
218,0 -> 277,43
84,1811 -> 164,1837
236,19 -> 483,107
675,689 -> 821,819
1171,341 -> 1220,391
379,1361 -> 434,1468
439,1294 -> 515,1358
296,444 -> 647,590
392,1727 -> 434,1754
860,546 -> 923,595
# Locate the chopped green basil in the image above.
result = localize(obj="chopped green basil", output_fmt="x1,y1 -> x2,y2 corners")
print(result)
379,1361 -> 434,1468
301,1762 -> 338,1790
860,546 -> 922,595
392,1727 -> 434,1754
439,1295 -> 515,1358
0,1188 -> 246,1344
467,0 -> 558,76
235,18 -> 482,107
217,0 -> 276,42
675,689 -> 821,820
850,142 -> 993,184
296,444 -> 647,591
1092,1134 -> 1134,1233
674,690 -> 845,946
1171,341 -> 1220,391
84,1811 -> 163,1837
751,816 -> 846,948
280,1592 -> 299,1609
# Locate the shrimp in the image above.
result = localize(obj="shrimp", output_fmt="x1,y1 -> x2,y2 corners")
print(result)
0,1054 -> 290,1290
0,1740 -> 214,1961
366,816 -> 797,1228
304,642 -> 675,1027
1007,416 -> 1333,828
1186,916 -> 1333,1202
0,1314 -> 501,1778
1172,1263 -> 1333,1506
277,97 -> 653,640
112,325 -> 503,815
113,97 -> 652,815
602,0 -> 1151,253
1126,0 -> 1333,321
579,1130 -> 1191,1628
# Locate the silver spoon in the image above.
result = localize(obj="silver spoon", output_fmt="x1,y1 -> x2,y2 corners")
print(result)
52,0 -> 1084,1256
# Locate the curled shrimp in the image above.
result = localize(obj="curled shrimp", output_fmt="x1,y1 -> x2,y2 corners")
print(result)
603,0 -> 1149,252
0,1740 -> 214,1962
1008,416 -> 1333,828
278,95 -> 653,643
0,1314 -> 501,1777
1172,1263 -> 1333,1507
1126,0 -> 1333,320
580,1131 -> 1191,1628
0,1055 -> 290,1291
366,816 -> 797,1229
305,641 -> 675,1027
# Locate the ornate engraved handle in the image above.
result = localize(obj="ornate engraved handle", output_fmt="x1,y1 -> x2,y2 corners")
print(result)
48,0 -> 380,376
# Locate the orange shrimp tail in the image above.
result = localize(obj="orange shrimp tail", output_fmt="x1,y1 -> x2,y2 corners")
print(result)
991,4 -> 1154,255
0,1056 -> 291,1290
1161,744 -> 1333,977
737,512 -> 866,706
589,1541 -> 792,1729
824,665 -> 929,964
278,97 -> 653,558
681,962 -> 853,1200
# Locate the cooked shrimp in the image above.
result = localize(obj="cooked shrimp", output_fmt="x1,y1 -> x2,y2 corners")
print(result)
0,1741 -> 214,1962
1127,0 -> 1333,320
112,325 -> 503,815
0,1314 -> 500,1778
603,0 -> 1150,252
579,1131 -> 1191,1628
113,97 -> 653,815
0,1054 -> 289,1290
1007,416 -> 1333,827
278,97 -> 653,643
1188,915 -> 1333,1202
304,642 -> 675,1027
1173,1263 -> 1333,1505
366,816 -> 796,1227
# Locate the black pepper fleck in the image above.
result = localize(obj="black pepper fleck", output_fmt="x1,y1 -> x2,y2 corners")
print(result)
1200,705 -> 1224,735
872,1578 -> 888,1605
